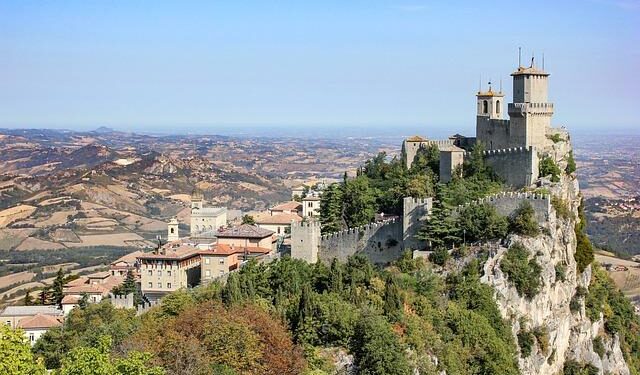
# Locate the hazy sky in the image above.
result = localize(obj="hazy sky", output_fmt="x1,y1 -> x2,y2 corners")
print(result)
0,0 -> 638,135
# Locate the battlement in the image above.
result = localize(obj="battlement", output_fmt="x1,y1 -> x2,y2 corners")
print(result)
471,145 -> 536,156
321,218 -> 398,241
452,191 -> 551,222
291,220 -> 322,229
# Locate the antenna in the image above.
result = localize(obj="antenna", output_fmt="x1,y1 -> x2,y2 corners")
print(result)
499,77 -> 503,93
542,53 -> 545,71
518,47 -> 522,67
531,52 -> 535,68
479,74 -> 482,92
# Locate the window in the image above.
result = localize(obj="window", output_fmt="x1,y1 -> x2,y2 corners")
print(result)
157,282 -> 162,288
148,282 -> 152,288
205,258 -> 210,265
277,227 -> 281,234
29,333 -> 35,343
158,270 -> 162,276
483,100 -> 488,114
219,259 -> 225,264
170,228 -> 174,234
6,321 -> 10,326
167,270 -> 172,276
205,270 -> 211,277
148,270 -> 152,276
496,100 -> 501,114
167,283 -> 172,289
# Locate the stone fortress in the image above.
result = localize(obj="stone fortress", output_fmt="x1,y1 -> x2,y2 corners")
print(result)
292,59 -> 564,264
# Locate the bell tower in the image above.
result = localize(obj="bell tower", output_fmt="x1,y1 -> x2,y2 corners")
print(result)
167,217 -> 179,242
476,82 -> 505,120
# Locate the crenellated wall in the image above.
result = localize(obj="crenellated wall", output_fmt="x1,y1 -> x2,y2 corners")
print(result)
402,197 -> 432,251
477,146 -> 539,188
403,139 -> 455,168
319,218 -> 403,265
452,191 -> 551,223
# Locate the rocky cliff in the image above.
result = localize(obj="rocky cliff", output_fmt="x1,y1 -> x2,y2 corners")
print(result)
480,133 -> 631,375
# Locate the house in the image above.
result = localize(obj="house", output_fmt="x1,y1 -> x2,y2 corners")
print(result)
62,271 -> 125,309
270,201 -> 302,216
110,250 -> 144,277
1,305 -> 63,329
200,244 -> 270,282
291,185 -> 306,200
254,212 -> 302,236
302,194 -> 321,217
17,313 -> 63,346
215,224 -> 275,250
137,245 -> 202,302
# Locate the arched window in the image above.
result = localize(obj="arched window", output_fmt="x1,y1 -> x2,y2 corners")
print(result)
483,100 -> 488,114
495,100 -> 501,114
170,228 -> 174,234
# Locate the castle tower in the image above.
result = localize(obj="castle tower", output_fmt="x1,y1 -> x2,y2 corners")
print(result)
402,197 -> 432,251
508,59 -> 553,149
291,221 -> 321,263
167,217 -> 179,242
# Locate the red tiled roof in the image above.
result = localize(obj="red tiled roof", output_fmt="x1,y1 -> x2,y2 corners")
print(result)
200,243 -> 271,256
254,212 -> 302,225
215,224 -> 274,239
61,295 -> 80,305
17,314 -> 63,329
271,201 -> 302,211
137,245 -> 201,261
110,250 -> 145,266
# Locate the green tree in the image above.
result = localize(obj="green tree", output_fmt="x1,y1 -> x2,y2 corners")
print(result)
565,151 -> 577,174
509,201 -> 540,236
383,276 -> 403,322
222,273 -> 243,306
0,324 -> 46,375
52,268 -> 66,307
457,203 -> 508,242
352,313 -> 410,375
500,243 -> 543,299
23,291 -> 33,306
319,183 -> 345,233
343,176 -> 376,228
328,258 -> 343,294
241,215 -> 256,225
410,144 -> 439,176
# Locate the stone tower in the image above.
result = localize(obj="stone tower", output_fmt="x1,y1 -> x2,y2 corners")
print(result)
291,221 -> 321,264
191,189 -> 204,210
476,84 -> 504,120
508,61 -> 553,150
402,197 -> 432,251
167,217 -> 179,242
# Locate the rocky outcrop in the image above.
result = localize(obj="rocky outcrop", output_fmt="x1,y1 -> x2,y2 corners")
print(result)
480,137 -> 631,375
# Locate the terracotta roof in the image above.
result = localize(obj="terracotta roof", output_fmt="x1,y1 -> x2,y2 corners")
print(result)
65,277 -> 89,287
61,295 -> 80,305
87,271 -> 111,279
406,135 -> 428,142
201,244 -> 271,256
255,212 -> 302,225
137,245 -> 201,261
271,201 -> 302,211
476,89 -> 504,97
64,284 -> 109,295
111,250 -> 145,265
215,224 -> 274,239
17,314 -> 62,330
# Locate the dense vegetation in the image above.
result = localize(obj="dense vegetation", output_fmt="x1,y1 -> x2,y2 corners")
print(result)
25,254 -> 522,375
539,156 -> 561,182
574,199 -> 595,273
500,243 -> 543,299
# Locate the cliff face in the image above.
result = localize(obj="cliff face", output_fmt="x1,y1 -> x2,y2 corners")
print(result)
480,134 -> 631,375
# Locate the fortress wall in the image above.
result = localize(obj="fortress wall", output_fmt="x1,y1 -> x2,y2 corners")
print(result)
479,146 -> 538,188
110,293 -> 135,309
291,221 -> 321,263
319,219 -> 404,265
476,117 -> 511,150
402,197 -> 432,251
453,191 -> 551,223
403,139 -> 455,168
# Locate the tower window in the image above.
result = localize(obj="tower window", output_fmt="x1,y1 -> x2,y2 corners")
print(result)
496,100 -> 501,114
483,100 -> 488,114
170,228 -> 174,234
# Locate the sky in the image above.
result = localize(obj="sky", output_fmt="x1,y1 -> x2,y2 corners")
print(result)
0,0 -> 638,136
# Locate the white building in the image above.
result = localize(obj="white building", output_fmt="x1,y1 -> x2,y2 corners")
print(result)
0,306 -> 64,346
190,191 -> 227,236
302,194 -> 321,218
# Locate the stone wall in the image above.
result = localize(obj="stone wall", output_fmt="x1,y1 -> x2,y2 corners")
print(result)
110,293 -> 135,309
476,117 -> 511,150
319,219 -> 403,265
403,139 -> 455,169
402,197 -> 432,251
453,191 -> 551,223
480,146 -> 539,188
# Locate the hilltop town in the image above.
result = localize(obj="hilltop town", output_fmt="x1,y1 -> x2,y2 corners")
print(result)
2,61 -> 640,375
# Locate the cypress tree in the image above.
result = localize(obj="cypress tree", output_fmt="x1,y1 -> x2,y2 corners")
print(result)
383,276 -> 403,322
52,268 -> 65,307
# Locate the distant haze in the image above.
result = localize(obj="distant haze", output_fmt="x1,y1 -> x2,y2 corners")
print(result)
1,1 -> 638,132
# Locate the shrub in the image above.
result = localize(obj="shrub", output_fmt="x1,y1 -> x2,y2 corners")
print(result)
562,360 -> 599,375
509,201 -> 540,237
517,330 -> 535,357
566,151 -> 577,174
551,196 -> 573,220
549,133 -> 563,143
500,243 -> 543,299
539,156 -> 561,182
575,199 -> 594,273
592,336 -> 605,358
533,327 -> 550,355
429,247 -> 450,266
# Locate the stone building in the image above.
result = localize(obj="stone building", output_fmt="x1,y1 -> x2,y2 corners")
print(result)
402,60 -> 555,188
190,190 -> 227,237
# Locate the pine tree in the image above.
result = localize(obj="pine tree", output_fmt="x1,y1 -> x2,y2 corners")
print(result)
320,183 -> 345,233
222,273 -> 242,306
52,268 -> 66,307
329,258 -> 343,294
39,287 -> 51,305
383,276 -> 403,322
343,176 -> 376,228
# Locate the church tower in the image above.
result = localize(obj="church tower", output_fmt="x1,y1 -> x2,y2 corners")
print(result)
167,217 -> 179,242
476,83 -> 504,120
508,58 -> 553,149
191,189 -> 203,210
